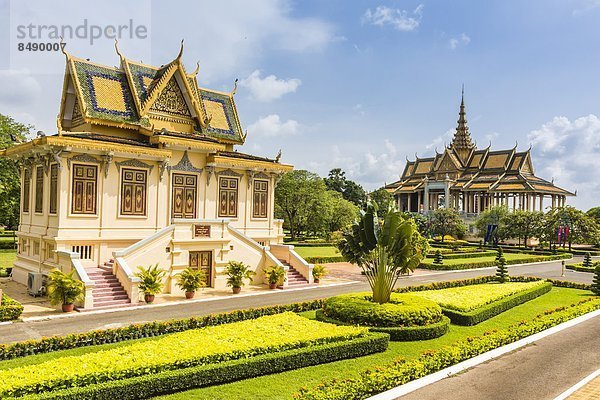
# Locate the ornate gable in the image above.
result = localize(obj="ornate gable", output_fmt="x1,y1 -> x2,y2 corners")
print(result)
150,76 -> 192,118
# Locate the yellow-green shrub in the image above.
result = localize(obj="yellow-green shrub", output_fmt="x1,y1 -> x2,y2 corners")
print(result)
0,313 -> 368,397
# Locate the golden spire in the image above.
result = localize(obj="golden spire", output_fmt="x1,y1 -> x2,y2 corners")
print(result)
450,85 -> 476,162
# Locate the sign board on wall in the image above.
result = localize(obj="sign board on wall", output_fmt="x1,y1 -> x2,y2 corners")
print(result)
194,225 -> 211,238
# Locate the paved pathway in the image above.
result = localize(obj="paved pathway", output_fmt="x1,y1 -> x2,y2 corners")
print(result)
0,258 -> 592,344
398,313 -> 600,400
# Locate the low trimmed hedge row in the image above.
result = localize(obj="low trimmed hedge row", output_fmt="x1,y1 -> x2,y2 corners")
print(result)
11,333 -> 389,400
0,299 -> 324,361
546,279 -> 593,291
321,293 -> 443,328
295,297 -> 600,400
304,256 -> 345,264
315,310 -> 450,341
0,294 -> 23,322
437,250 -> 497,260
440,282 -> 553,325
420,253 -> 571,270
566,264 -> 596,273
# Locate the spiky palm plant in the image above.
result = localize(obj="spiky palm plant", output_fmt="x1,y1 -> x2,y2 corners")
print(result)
338,202 -> 428,304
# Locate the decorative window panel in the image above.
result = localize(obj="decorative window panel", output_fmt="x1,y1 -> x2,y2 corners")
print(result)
23,168 -> 31,213
71,164 -> 97,214
35,166 -> 44,213
49,164 -> 58,214
252,179 -> 268,218
72,245 -> 93,260
218,177 -> 238,218
171,173 -> 197,219
120,168 -> 147,216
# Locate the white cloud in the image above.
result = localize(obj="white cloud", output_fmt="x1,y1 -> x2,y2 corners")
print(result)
528,114 -> 600,210
425,128 -> 455,152
362,5 -> 424,32
449,33 -> 471,50
572,0 -> 600,15
0,69 -> 42,106
247,114 -> 300,137
239,70 -> 301,102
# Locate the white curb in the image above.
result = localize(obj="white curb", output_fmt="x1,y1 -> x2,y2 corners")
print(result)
20,280 -> 361,322
367,308 -> 600,400
554,368 -> 600,400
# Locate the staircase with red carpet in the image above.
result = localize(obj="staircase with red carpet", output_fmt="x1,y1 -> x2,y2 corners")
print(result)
85,260 -> 131,308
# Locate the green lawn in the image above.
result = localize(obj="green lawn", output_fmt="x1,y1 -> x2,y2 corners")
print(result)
0,250 -> 16,269
422,252 -> 541,266
294,246 -> 340,259
155,287 -> 592,400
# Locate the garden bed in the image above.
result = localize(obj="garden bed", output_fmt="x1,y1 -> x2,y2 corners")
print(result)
420,252 -> 571,270
566,262 -> 598,273
0,313 -> 387,398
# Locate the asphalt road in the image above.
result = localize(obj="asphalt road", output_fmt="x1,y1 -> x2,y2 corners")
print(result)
0,258 -> 593,344
399,313 -> 600,400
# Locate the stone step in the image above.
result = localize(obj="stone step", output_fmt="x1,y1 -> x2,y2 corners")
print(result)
93,286 -> 126,294
92,299 -> 132,308
93,293 -> 129,301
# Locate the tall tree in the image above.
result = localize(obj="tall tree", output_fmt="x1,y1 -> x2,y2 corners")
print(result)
430,208 -> 467,242
0,114 -> 31,229
475,205 -> 510,243
324,168 -> 367,207
325,191 -> 359,236
504,210 -> 543,247
369,187 -> 394,218
274,170 -> 328,240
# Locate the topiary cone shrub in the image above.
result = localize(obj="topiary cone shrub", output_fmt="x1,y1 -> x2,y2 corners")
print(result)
495,247 -> 504,264
496,250 -> 508,283
593,265 -> 600,296
583,252 -> 593,269
432,250 -> 444,266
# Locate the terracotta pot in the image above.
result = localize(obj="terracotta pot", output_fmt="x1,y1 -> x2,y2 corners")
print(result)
269,283 -> 277,289
185,291 -> 195,299
232,287 -> 242,294
144,294 -> 155,304
62,303 -> 75,312
314,278 -> 320,284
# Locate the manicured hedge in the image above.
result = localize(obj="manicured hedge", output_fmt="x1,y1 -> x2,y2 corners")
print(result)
0,313 -> 368,397
439,251 -> 497,260
304,256 -> 345,264
440,282 -> 553,325
420,253 -> 571,270
0,294 -> 23,322
566,263 -> 596,273
0,299 -> 324,361
546,279 -> 593,291
294,297 -> 600,400
11,333 -> 389,400
315,310 -> 450,341
321,293 -> 443,328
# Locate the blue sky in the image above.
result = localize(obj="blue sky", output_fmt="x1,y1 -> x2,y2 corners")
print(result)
1,0 -> 600,209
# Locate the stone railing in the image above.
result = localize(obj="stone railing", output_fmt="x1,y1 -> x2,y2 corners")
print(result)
56,250 -> 94,309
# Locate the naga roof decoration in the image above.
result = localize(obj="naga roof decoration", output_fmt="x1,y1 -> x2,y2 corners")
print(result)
387,91 -> 574,196
58,41 -> 245,144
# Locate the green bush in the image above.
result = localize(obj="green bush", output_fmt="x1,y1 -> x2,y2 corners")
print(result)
440,282 -> 552,325
0,313 -> 369,397
0,294 -> 23,322
439,251 -> 496,260
14,333 -> 389,400
582,252 -> 593,268
421,253 -> 571,271
566,263 -> 596,273
304,256 -> 345,264
295,297 -> 600,400
0,300 -> 324,361
315,310 -> 449,341
593,266 -> 600,296
432,250 -> 443,265
321,293 -> 443,328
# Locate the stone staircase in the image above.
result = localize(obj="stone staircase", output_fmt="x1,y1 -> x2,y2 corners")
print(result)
278,260 -> 310,289
85,260 -> 131,308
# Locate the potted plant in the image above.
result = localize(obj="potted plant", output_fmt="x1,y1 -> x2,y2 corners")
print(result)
176,267 -> 206,299
312,264 -> 328,284
46,269 -> 84,312
226,261 -> 256,294
135,264 -> 166,304
264,265 -> 286,289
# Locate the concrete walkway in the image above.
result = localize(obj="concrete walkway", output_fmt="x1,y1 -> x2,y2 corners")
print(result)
0,258 -> 593,344
398,313 -> 600,400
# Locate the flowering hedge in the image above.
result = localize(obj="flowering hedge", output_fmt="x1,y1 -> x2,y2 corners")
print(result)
294,297 -> 600,400
0,294 -> 23,322
0,299 -> 324,361
0,313 -> 371,397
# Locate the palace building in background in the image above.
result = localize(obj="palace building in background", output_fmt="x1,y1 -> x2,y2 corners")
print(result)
1,43 -> 313,309
386,92 -> 574,215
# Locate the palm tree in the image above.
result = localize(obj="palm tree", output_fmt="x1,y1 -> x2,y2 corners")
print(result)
338,202 -> 428,304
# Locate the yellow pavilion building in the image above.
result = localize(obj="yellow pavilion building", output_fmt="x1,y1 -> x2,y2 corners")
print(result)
1,43 -> 313,309
386,92 -> 574,215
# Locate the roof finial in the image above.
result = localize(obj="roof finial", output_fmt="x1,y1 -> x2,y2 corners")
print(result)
190,61 -> 200,77
176,39 -> 184,60
59,36 -> 69,58
231,78 -> 238,96
461,83 -> 464,105
115,38 -> 124,60
514,140 -> 518,150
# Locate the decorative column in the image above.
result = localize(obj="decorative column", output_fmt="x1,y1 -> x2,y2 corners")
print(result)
417,192 -> 422,212
532,195 -> 537,211
408,193 -> 412,212
551,195 -> 556,209
423,178 -> 430,212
